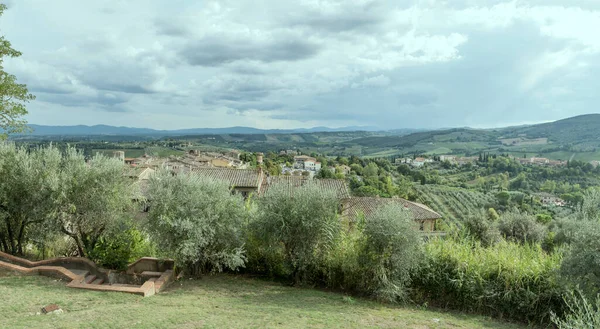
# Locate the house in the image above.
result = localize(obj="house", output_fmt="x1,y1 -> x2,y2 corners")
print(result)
294,155 -> 321,171
536,193 -> 567,207
395,158 -> 412,165
440,155 -> 456,162
258,176 -> 351,199
412,157 -> 427,167
340,197 -> 442,232
590,160 -> 600,168
339,165 -> 352,175
192,167 -> 265,198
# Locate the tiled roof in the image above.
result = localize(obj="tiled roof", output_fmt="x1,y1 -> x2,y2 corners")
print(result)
341,197 -> 441,222
191,167 -> 263,188
259,176 -> 350,199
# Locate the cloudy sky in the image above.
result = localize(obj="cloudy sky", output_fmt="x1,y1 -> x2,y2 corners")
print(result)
1,0 -> 599,130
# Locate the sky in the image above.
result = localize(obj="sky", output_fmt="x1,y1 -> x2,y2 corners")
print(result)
1,0 -> 599,130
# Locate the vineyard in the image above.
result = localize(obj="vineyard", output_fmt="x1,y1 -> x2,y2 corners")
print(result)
415,184 -> 496,224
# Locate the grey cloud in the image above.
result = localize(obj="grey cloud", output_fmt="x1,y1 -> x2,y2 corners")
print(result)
154,19 -> 190,37
179,36 -> 320,66
37,92 -> 130,111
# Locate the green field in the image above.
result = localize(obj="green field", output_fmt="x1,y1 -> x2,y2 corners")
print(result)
415,185 -> 496,224
0,274 -> 524,329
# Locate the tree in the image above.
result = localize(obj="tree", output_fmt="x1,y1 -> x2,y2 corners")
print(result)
0,144 -> 60,254
250,182 -> 340,283
357,204 -> 423,302
0,4 -> 35,139
55,148 -> 132,257
363,162 -> 379,177
146,170 -> 247,275
497,211 -> 547,244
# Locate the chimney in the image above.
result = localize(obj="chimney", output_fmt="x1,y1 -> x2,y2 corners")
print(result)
256,152 -> 264,165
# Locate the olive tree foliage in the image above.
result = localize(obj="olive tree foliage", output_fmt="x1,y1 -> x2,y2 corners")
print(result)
462,210 -> 501,247
250,183 -> 340,283
497,211 -> 547,244
0,4 -> 35,139
0,143 -> 60,255
357,204 -> 423,302
55,148 -> 132,257
145,170 -> 247,275
560,190 -> 600,297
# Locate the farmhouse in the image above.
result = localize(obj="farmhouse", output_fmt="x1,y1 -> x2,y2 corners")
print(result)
340,197 -> 442,232
293,155 -> 322,171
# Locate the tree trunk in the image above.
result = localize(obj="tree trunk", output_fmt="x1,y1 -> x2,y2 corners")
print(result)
16,219 -> 26,255
5,218 -> 17,255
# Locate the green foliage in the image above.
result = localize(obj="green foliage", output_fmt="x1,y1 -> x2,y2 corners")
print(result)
414,238 -> 565,323
498,211 -> 547,244
248,182 -> 340,284
0,143 -> 61,255
353,185 -> 380,197
463,211 -> 501,247
0,4 -> 35,139
146,170 -> 247,275
356,204 -> 423,302
560,220 -> 600,297
55,148 -> 132,257
552,290 -> 600,329
88,225 -> 155,270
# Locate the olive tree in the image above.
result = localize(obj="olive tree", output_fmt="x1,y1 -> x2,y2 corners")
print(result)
55,148 -> 132,257
0,4 -> 35,139
0,143 -> 60,254
145,170 -> 247,275
357,204 -> 423,302
250,182 -> 340,283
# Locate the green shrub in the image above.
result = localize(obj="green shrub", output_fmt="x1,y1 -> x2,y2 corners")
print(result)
356,204 -> 423,302
413,238 -> 565,323
498,211 -> 547,244
88,225 -> 155,270
248,182 -> 340,284
146,170 -> 247,275
463,211 -> 501,247
560,221 -> 600,297
325,205 -> 423,303
552,290 -> 600,329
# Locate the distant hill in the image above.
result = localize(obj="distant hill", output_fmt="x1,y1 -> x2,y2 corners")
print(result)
500,114 -> 600,143
22,124 -> 388,136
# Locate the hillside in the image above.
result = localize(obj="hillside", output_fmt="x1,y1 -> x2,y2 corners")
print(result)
501,114 -> 600,143
415,185 -> 496,224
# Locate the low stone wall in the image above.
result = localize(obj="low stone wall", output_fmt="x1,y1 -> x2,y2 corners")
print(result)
0,251 -> 107,282
126,257 -> 174,275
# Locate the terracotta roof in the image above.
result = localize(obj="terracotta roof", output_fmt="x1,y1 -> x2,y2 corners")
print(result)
259,176 -> 350,199
341,197 -> 441,221
191,167 -> 263,188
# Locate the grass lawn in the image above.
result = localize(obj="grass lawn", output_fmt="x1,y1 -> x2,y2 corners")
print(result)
0,274 -> 526,329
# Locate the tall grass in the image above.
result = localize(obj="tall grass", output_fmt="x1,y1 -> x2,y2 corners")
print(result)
413,237 -> 565,323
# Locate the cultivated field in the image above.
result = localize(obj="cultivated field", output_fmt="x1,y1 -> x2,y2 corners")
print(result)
0,274 -> 524,329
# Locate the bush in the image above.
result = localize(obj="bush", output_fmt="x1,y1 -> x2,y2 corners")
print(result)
146,170 -> 247,275
357,204 -> 423,302
88,224 -> 155,270
552,290 -> 600,329
248,182 -> 340,284
463,211 -> 501,247
560,221 -> 600,297
325,205 -> 423,303
498,211 -> 547,244
413,238 -> 565,323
